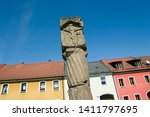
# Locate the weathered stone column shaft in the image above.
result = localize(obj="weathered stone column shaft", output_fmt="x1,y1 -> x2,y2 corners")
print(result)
60,17 -> 93,100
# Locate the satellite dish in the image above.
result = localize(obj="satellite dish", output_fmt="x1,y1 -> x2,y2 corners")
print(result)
146,60 -> 150,65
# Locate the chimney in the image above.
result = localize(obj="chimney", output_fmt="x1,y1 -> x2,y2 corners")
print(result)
20,61 -> 24,64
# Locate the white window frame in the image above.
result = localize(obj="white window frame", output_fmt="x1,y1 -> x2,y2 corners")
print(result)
122,95 -> 130,100
134,60 -> 141,67
20,82 -> 27,93
118,78 -> 125,87
1,83 -> 9,94
39,81 -> 46,92
146,90 -> 150,100
134,93 -> 142,100
128,76 -> 136,86
144,74 -> 150,84
53,80 -> 60,91
115,62 -> 123,69
100,76 -> 107,85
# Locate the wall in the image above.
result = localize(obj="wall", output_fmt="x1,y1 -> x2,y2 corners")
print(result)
0,80 -> 64,100
63,79 -> 69,100
90,75 -> 118,100
114,71 -> 150,100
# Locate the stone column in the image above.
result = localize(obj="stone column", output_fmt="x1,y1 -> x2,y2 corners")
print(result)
60,17 -> 93,100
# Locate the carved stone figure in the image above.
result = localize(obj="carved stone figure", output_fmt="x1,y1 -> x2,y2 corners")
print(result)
60,17 -> 93,100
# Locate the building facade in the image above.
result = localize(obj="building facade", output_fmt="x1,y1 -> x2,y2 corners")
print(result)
0,56 -> 149,100
0,61 -> 65,100
64,61 -> 119,100
102,56 -> 150,100
88,61 -> 118,100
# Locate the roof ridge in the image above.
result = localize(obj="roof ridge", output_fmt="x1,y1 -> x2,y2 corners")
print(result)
0,61 -> 64,81
102,55 -> 150,61
4,61 -> 64,66
88,61 -> 100,63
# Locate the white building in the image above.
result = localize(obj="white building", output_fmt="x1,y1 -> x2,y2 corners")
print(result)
64,61 -> 118,100
89,61 -> 118,100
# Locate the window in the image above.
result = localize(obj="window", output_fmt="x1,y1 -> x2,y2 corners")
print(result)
115,62 -> 123,69
144,75 -> 150,83
135,94 -> 141,100
118,78 -> 125,87
134,60 -> 141,67
123,96 -> 129,100
110,62 -> 123,69
21,83 -> 27,92
127,60 -> 141,67
40,81 -> 45,91
147,91 -> 150,100
53,80 -> 59,90
100,76 -> 106,85
129,77 -> 136,85
1,84 -> 8,94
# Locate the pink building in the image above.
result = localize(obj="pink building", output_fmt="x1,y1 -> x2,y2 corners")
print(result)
102,56 -> 150,100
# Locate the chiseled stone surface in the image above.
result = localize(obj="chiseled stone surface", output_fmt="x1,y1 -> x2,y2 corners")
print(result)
60,17 -> 93,100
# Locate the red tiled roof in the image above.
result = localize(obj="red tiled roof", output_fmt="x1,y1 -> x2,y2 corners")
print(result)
0,64 -> 6,70
101,56 -> 150,73
0,61 -> 64,81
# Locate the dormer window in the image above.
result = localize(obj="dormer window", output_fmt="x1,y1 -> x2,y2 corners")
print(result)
134,60 -> 141,67
127,60 -> 141,67
110,61 -> 123,69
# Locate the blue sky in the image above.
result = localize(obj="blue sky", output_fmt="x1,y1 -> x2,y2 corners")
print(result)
0,0 -> 150,64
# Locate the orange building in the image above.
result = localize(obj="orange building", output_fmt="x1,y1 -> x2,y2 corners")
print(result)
0,61 -> 65,100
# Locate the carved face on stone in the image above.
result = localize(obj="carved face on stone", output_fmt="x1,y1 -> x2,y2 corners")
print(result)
60,21 -> 86,49
67,24 -> 74,32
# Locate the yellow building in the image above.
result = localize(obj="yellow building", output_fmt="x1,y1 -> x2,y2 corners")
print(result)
0,61 -> 65,100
